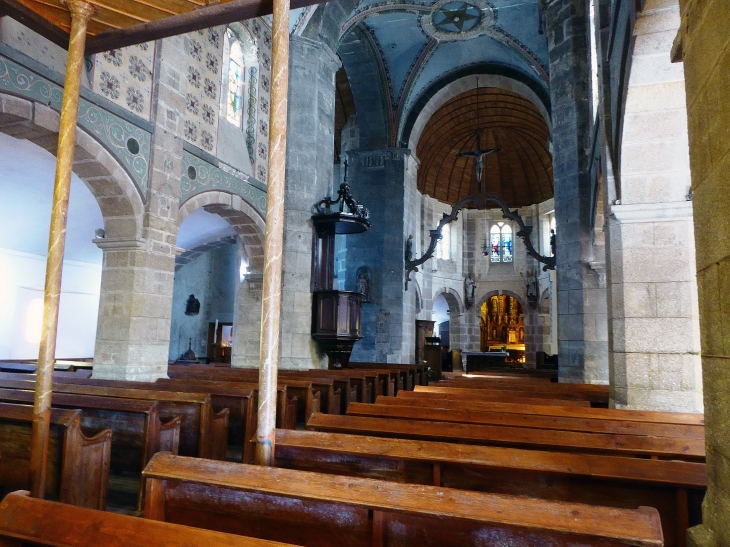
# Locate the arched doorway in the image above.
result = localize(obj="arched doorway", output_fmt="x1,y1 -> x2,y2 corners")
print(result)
480,294 -> 525,364
175,192 -> 265,367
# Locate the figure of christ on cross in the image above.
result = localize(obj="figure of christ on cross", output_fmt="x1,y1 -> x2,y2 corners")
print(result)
458,132 -> 500,193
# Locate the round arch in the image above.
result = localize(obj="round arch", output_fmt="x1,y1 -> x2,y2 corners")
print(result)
405,73 -> 551,154
0,93 -> 144,239
179,191 -> 266,273
476,289 -> 528,313
433,287 -> 465,317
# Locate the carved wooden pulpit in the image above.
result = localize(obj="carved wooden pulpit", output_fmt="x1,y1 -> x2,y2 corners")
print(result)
311,180 -> 370,368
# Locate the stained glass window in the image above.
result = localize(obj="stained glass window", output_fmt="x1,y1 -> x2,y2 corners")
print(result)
490,222 -> 513,262
226,32 -> 244,125
490,224 -> 500,262
501,223 -> 513,262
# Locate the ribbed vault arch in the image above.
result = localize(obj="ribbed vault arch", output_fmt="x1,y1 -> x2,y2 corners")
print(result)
416,87 -> 553,207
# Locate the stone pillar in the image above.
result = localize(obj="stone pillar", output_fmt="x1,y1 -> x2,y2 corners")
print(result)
677,0 -> 730,544
93,36 -> 186,381
604,0 -> 702,414
347,148 -> 415,364
545,0 -> 608,383
278,36 -> 340,370
232,272 -> 263,368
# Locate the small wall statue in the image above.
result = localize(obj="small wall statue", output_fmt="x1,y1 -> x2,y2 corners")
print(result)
355,266 -> 371,303
185,294 -> 200,316
464,274 -> 476,308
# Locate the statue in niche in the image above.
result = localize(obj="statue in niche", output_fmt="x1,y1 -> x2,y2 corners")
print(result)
405,235 -> 414,262
550,229 -> 556,256
355,266 -> 371,302
185,294 -> 200,316
464,274 -> 476,308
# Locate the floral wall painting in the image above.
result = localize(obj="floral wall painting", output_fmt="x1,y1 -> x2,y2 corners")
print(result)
92,41 -> 154,121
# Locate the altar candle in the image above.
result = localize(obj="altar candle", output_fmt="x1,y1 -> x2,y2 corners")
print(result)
213,319 -> 218,344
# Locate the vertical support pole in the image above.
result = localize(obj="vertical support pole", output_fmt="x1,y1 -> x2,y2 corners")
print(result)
255,0 -> 290,465
29,0 -> 95,498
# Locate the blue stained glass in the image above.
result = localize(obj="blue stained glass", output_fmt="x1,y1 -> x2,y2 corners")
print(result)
490,232 -> 501,262
502,232 -> 513,262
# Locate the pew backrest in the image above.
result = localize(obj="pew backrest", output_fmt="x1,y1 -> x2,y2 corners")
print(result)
0,490 -> 297,547
142,452 -> 664,547
0,403 -> 111,509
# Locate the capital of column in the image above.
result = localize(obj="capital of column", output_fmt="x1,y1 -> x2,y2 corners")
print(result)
63,0 -> 97,20
93,236 -> 147,251
290,35 -> 341,72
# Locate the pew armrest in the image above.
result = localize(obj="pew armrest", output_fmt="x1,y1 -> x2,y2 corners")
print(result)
207,407 -> 230,461
330,389 -> 342,415
159,416 -> 181,455
60,423 -> 112,510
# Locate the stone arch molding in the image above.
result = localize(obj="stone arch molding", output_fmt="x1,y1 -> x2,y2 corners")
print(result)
476,289 -> 528,314
406,74 -> 552,153
178,191 -> 266,274
433,287 -> 465,317
0,93 -> 144,239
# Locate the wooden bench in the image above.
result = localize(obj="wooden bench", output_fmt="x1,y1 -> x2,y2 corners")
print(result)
392,391 -> 591,408
349,362 -> 426,389
397,388 -> 592,407
444,368 -> 559,380
0,403 -> 111,509
0,387 -> 180,509
414,384 -> 611,405
169,365 -> 355,414
0,378 -> 228,460
166,365 -> 317,421
0,490 -> 297,547
142,452 -> 663,546
346,402 -> 705,440
378,395 -> 706,426
274,429 -> 704,547
306,413 -> 705,461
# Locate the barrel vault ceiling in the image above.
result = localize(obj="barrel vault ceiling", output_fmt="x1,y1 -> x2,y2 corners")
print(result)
336,0 -> 552,206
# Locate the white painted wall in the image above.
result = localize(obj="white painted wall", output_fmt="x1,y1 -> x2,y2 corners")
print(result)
0,249 -> 101,359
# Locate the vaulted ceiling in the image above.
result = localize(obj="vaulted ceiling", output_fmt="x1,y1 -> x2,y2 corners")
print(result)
416,87 -> 553,207
337,0 -> 550,149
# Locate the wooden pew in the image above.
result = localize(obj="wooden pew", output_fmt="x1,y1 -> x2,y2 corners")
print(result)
274,429 -> 704,547
306,413 -> 705,461
0,403 -> 111,509
397,388 -> 592,407
346,402 -> 704,440
414,384 -> 611,405
0,490 -> 298,547
349,362 -> 425,389
379,394 -> 706,426
0,378 -> 228,460
166,365 -> 315,422
0,387 -> 180,509
169,365 -> 354,414
142,452 -> 664,547
444,368 -> 559,380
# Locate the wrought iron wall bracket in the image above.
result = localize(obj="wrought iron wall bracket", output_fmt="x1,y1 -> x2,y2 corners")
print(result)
404,193 -> 556,290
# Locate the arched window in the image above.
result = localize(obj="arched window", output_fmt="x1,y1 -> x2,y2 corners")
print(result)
490,222 -> 513,263
226,31 -> 244,125
436,223 -> 451,260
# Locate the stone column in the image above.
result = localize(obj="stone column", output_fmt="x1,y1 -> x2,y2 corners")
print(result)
604,0 -> 702,413
677,0 -> 730,544
278,36 -> 340,370
93,36 -> 186,381
545,0 -> 608,383
232,272 -> 263,367
344,148 -> 418,364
